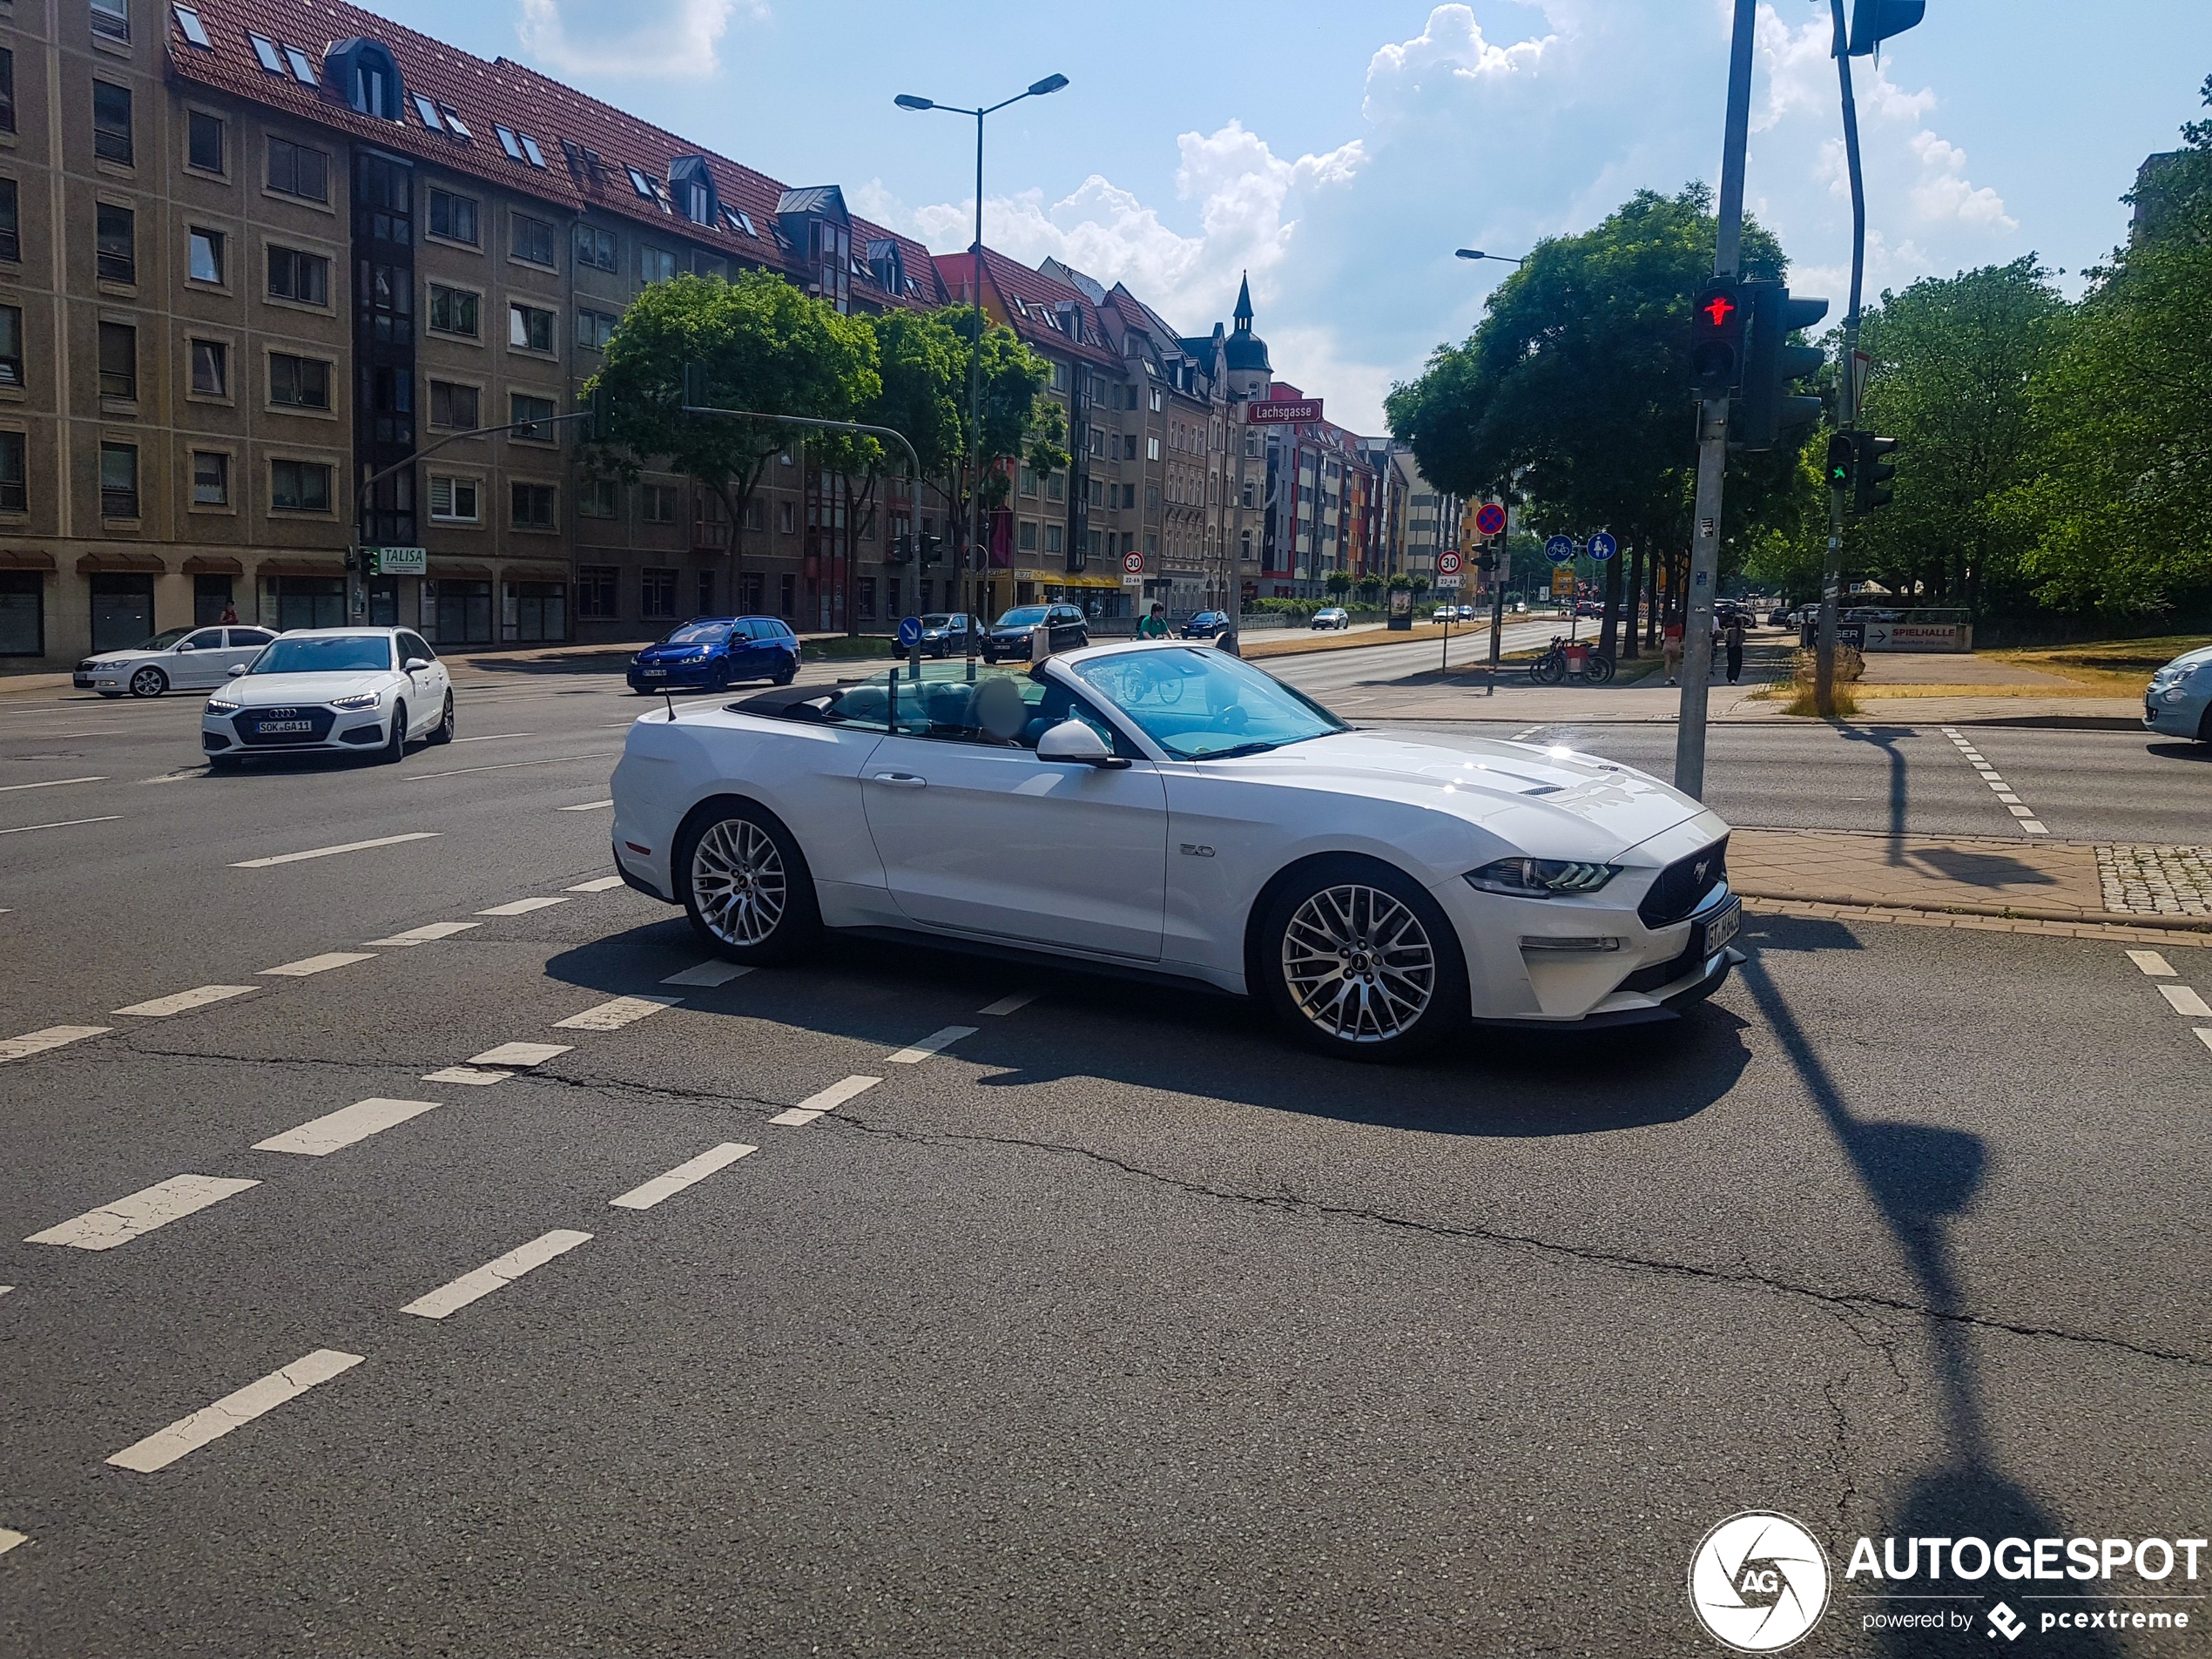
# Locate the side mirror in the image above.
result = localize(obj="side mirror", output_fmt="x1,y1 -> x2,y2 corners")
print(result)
226,663 -> 247,678
403,657 -> 431,673
1036,718 -> 1129,769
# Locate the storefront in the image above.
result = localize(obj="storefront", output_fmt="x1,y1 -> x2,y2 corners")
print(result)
81,556 -> 165,652
256,561 -> 349,632
185,556 -> 242,625
0,553 -> 54,659
1048,573 -> 1130,620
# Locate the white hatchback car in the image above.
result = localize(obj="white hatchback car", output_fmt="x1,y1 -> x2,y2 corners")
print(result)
201,627 -> 454,767
610,643 -> 1739,1061
75,624 -> 279,698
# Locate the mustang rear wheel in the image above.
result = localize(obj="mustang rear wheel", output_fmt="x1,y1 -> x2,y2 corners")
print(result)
1258,857 -> 1467,1062
676,801 -> 820,965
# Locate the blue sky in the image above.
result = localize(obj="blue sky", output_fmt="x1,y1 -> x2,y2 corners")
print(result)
370,0 -> 2212,431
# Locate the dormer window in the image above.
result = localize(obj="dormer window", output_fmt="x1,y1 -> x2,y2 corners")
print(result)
325,38 -> 401,118
668,157 -> 717,227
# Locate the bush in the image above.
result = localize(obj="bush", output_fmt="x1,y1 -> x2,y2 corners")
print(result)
1791,645 -> 1863,685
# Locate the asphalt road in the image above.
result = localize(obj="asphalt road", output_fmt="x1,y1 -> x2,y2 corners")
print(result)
2,658 -> 2208,1657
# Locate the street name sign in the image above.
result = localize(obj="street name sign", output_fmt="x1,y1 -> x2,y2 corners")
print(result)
1246,400 -> 1323,425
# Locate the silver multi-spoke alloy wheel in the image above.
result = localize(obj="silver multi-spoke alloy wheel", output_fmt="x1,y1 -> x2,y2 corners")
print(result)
690,817 -> 788,948
1280,883 -> 1438,1043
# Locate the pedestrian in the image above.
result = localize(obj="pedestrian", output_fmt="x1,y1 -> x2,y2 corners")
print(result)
1723,614 -> 1747,685
1138,602 -> 1169,639
1662,620 -> 1684,686
219,601 -> 239,624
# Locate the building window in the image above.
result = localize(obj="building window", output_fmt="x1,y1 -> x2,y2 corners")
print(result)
428,474 -> 480,522
577,478 -> 617,518
191,449 -> 228,505
576,308 -> 616,351
99,442 -> 138,516
266,245 -> 329,306
427,188 -> 478,245
97,320 -> 136,400
1046,471 -> 1065,502
509,393 -> 556,442
508,303 -> 556,353
1043,525 -> 1062,556
641,567 -> 677,619
427,284 -> 478,338
510,212 -> 556,266
510,481 -> 556,529
577,565 -> 618,617
0,430 -> 25,513
0,50 -> 13,139
1147,435 -> 1161,462
96,202 -> 134,283
265,137 -> 329,203
0,306 -> 21,388
778,500 -> 798,535
189,337 -> 226,396
268,353 -> 331,409
0,179 -> 17,262
187,226 -> 224,284
92,82 -> 133,165
1018,520 -> 1037,551
428,380 -> 478,430
639,246 -> 676,285
270,458 -> 332,512
576,225 -> 617,272
642,483 -> 678,523
186,110 -> 223,172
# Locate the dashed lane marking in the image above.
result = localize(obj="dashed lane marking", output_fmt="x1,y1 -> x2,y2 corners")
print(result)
0,776 -> 106,793
421,1066 -> 513,1086
770,1074 -> 881,1127
260,952 -> 378,978
978,993 -> 1035,1016
0,1026 -> 111,1064
468,1042 -> 571,1068
662,960 -> 751,988
566,875 -> 626,892
0,815 -> 124,837
406,752 -> 619,781
0,1527 -> 24,1556
448,732 -> 526,743
477,896 -> 570,916
363,921 -> 481,947
105,1349 -> 362,1474
1942,733 -> 2046,835
27,1174 -> 260,1251
2158,984 -> 2212,1019
113,985 -> 257,1018
253,1096 -> 440,1157
231,833 -> 440,868
554,994 -> 681,1031
2128,950 -> 2177,977
609,1143 -> 756,1211
400,1229 -> 593,1320
558,799 -> 615,812
885,1025 -> 979,1063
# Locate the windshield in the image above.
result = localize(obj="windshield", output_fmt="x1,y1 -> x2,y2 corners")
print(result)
247,636 -> 393,675
664,622 -> 732,644
921,614 -> 962,629
995,607 -> 1049,628
132,628 -> 194,652
1072,648 -> 1346,760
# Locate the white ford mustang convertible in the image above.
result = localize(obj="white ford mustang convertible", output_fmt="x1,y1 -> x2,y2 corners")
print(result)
609,641 -> 1739,1061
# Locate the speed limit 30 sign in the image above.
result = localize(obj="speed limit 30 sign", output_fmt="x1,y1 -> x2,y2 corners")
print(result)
1436,551 -> 1461,576
1122,550 -> 1144,575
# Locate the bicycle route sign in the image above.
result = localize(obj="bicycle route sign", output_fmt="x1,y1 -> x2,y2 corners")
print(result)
1587,531 -> 1618,562
1544,536 -> 1575,564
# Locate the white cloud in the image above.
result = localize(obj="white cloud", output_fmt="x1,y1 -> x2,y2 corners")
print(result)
515,0 -> 759,80
1362,3 -> 1554,120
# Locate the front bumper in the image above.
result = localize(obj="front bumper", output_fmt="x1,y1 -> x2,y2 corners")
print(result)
2143,688 -> 2208,738
200,705 -> 390,755
628,661 -> 722,691
76,669 -> 126,691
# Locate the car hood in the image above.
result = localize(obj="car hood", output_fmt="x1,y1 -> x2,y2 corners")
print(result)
219,672 -> 397,707
1197,729 -> 1714,861
83,649 -> 160,667
634,644 -> 721,664
2153,646 -> 2212,677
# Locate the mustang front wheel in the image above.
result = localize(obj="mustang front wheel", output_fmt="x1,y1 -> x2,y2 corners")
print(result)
1259,858 -> 1467,1062
677,802 -> 820,964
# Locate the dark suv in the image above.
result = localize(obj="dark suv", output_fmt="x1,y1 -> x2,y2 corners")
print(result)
980,604 -> 1089,664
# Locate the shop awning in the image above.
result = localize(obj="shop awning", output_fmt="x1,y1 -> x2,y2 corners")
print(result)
76,552 -> 168,575
1054,573 -> 1126,590
183,555 -> 244,576
0,550 -> 57,570
426,563 -> 494,579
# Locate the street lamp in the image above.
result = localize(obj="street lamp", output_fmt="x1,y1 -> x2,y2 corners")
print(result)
1454,248 -> 1524,266
896,73 -> 1069,663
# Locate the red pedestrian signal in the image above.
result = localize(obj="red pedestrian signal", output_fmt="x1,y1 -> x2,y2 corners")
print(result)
1702,294 -> 1736,328
1690,278 -> 1743,401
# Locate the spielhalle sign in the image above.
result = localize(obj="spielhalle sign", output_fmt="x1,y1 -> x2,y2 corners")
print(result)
1246,400 -> 1323,425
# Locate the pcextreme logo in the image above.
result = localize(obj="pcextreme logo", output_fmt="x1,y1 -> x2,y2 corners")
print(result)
1689,1512 -> 1832,1652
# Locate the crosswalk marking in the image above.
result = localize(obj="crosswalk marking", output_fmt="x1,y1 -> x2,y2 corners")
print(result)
661,960 -> 751,988
259,952 -> 377,978
2158,984 -> 2212,1019
421,1065 -> 514,1086
27,1174 -> 260,1251
978,993 -> 1035,1016
2127,950 -> 2176,977
609,1143 -> 756,1211
401,1230 -> 593,1320
231,833 -> 439,868
554,995 -> 681,1031
0,1527 -> 25,1556
468,1042 -> 571,1068
566,874 -> 627,891
253,1096 -> 439,1157
112,985 -> 256,1017
476,896 -> 570,916
885,1025 -> 978,1063
0,1026 -> 109,1064
106,1349 -> 363,1473
770,1074 -> 881,1127
363,921 -> 481,947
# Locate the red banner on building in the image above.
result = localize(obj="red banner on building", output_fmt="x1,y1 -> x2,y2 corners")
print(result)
1246,400 -> 1323,425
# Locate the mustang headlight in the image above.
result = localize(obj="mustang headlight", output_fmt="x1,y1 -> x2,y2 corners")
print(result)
206,695 -> 242,714
1464,857 -> 1620,897
330,691 -> 382,711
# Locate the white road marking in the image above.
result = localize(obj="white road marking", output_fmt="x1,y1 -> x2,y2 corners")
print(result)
885,1025 -> 978,1063
407,752 -> 619,781
2021,821 -> 2049,835
448,732 -> 525,743
554,994 -> 681,1031
0,1025 -> 110,1063
978,993 -> 1035,1016
609,1143 -> 756,1211
662,960 -> 752,987
400,1229 -> 593,1320
2158,984 -> 2212,1019
559,799 -> 615,812
260,951 -> 377,977
2006,806 -> 2036,819
113,984 -> 257,1018
2195,1028 -> 2212,1056
0,1527 -> 24,1556
566,875 -> 626,892
363,921 -> 481,947
421,1065 -> 513,1086
770,1074 -> 881,1127
231,832 -> 439,868
477,896 -> 570,916
106,1349 -> 362,1474
2128,950 -> 2177,977
0,775 -> 106,793
253,1096 -> 438,1157
469,1042 -> 571,1068
27,1174 -> 260,1251
0,815 -> 123,837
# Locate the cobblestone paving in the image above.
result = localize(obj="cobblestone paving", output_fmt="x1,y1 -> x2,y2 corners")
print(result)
2099,843 -> 2212,917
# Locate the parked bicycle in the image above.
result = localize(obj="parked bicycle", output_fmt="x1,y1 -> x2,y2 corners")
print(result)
1527,636 -> 1616,685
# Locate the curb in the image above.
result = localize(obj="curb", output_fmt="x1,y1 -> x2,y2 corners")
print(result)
1742,896 -> 2212,947
1737,887 -> 2212,933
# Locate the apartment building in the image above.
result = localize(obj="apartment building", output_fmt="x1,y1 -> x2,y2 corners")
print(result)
1393,449 -> 1460,588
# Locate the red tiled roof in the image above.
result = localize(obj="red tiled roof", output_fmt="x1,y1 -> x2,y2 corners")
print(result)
933,246 -> 1122,368
165,0 -> 945,307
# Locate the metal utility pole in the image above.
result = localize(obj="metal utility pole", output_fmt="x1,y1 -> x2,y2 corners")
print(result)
1673,0 -> 1757,799
1817,0 -> 1869,717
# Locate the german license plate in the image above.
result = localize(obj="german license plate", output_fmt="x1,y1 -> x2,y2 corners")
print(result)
642,668 -> 667,677
1696,899 -> 1741,956
258,718 -> 312,734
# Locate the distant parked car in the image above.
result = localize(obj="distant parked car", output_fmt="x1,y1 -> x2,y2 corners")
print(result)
1457,605 -> 1478,622
2144,644 -> 2212,745
628,617 -> 799,695
912,613 -> 981,658
1311,606 -> 1351,631
1575,599 -> 1603,618
1433,605 -> 1457,624
76,625 -> 279,698
1182,610 -> 1231,640
1767,606 -> 1795,628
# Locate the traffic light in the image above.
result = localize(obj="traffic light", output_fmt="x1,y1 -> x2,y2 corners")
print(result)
1689,277 -> 1744,401
887,534 -> 913,564
579,385 -> 612,443
681,361 -> 708,409
1737,280 -> 1829,451
1825,433 -> 1854,496
1846,0 -> 1924,57
918,533 -> 943,564
343,548 -> 361,576
1852,433 -> 1898,515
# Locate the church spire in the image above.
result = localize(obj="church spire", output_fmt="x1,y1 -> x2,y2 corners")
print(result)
1233,272 -> 1253,330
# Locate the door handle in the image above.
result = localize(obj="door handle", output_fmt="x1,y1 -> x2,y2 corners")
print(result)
871,772 -> 927,788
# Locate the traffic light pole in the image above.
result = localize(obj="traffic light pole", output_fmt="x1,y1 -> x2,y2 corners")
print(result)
1672,0 -> 1757,800
1817,0 -> 1868,717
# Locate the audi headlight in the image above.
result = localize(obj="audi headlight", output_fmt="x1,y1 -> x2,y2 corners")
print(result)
206,695 -> 241,714
1464,857 -> 1620,897
330,691 -> 382,711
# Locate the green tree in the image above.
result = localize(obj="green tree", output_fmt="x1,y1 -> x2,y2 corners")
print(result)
1325,570 -> 1354,598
